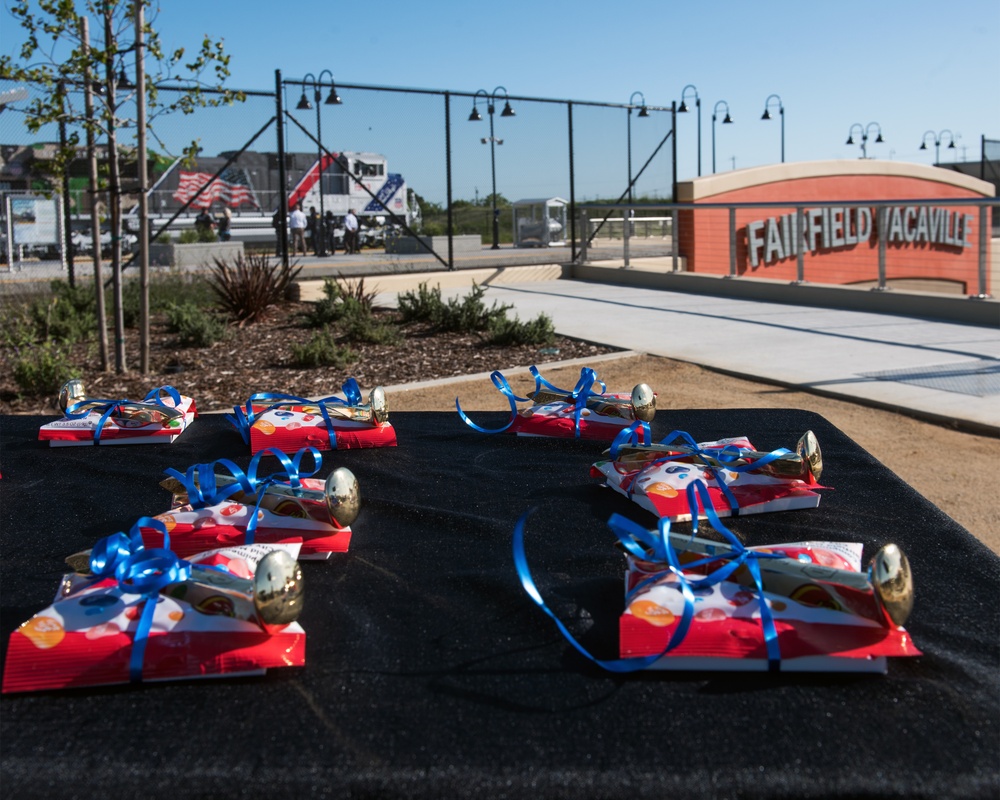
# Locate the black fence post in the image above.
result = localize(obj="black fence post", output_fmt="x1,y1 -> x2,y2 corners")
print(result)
275,69 -> 289,267
445,91 -> 454,270
568,101 -> 576,263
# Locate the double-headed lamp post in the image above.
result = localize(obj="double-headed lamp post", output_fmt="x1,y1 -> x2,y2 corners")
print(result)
297,70 -> 342,256
846,122 -> 884,159
761,93 -> 784,163
678,84 -> 701,176
626,91 -> 649,205
711,100 -> 733,174
919,129 -> 955,164
469,87 -> 515,249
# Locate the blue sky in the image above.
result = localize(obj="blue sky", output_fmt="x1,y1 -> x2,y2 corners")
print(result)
2,0 -> 999,204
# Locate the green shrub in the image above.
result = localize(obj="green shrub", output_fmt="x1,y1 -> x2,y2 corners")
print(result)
289,329 -> 356,369
154,232 -> 172,244
165,302 -> 228,347
196,226 -> 218,243
486,313 -> 556,346
12,340 -> 78,396
29,280 -> 96,343
122,272 -> 216,328
178,229 -> 199,244
302,278 -> 345,328
208,251 -> 302,325
397,281 -> 444,323
338,299 -> 401,345
0,301 -> 38,348
435,282 -> 512,333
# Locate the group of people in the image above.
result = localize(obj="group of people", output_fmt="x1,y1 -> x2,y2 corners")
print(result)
194,206 -> 232,241
280,203 -> 360,257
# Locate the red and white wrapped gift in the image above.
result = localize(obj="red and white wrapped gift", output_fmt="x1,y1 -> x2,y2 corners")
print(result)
457,365 -> 656,441
39,384 -> 197,446
2,520 -> 305,694
512,481 -> 919,674
148,447 -> 358,560
227,378 -> 396,454
592,426 -> 827,521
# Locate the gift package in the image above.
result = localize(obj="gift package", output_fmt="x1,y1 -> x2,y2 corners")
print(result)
2,519 -> 305,693
227,378 -> 396,454
457,365 -> 656,440
38,381 -> 197,446
592,425 -> 827,521
149,447 -> 359,560
513,481 -> 919,673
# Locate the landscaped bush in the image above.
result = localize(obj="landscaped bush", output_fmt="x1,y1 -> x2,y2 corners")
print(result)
434,282 -> 512,333
208,251 -> 302,325
289,329 -> 356,369
338,299 -> 401,345
397,281 -> 444,324
486,312 -> 556,346
302,278 -> 346,328
165,301 -> 229,347
178,229 -> 199,244
29,279 -> 96,344
12,340 -> 78,396
123,271 -> 216,328
0,301 -> 38,348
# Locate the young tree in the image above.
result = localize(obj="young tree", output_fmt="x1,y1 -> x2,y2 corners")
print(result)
0,0 -> 244,374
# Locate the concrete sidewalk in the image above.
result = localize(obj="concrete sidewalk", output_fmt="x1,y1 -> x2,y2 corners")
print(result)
379,278 -> 1000,435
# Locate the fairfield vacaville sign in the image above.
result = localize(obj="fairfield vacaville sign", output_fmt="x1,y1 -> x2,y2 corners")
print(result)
746,205 -> 976,267
674,161 -> 993,293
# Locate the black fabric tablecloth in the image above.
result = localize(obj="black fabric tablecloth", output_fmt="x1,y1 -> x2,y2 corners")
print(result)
1,410 -> 997,799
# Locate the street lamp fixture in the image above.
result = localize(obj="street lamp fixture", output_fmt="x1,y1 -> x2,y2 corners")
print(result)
627,90 -> 648,205
919,129 -> 955,164
678,84 -> 701,176
469,87 -> 515,249
711,100 -> 733,174
846,122 -> 884,159
761,93 -> 784,163
299,70 -> 341,256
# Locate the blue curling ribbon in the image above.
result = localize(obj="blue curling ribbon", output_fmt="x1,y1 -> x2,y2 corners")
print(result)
163,447 -> 323,544
512,479 -> 784,672
226,378 -> 365,447
457,365 -> 610,437
87,517 -> 192,683
64,386 -> 184,444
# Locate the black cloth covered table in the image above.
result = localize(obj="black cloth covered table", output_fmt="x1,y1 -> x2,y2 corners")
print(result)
1,410 -> 997,799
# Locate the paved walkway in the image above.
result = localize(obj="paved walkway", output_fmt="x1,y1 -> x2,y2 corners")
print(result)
379,279 -> 1000,435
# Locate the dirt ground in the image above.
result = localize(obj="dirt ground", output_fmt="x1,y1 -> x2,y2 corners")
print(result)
388,352 -> 1000,556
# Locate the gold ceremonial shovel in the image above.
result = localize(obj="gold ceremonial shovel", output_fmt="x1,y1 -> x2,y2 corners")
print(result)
606,430 -> 823,481
159,466 -> 362,530
58,379 -> 185,424
527,382 -> 656,423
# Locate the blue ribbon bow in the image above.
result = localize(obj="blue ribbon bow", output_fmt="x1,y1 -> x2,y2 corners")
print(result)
163,447 -> 323,544
88,517 -> 192,683
457,365 -> 608,437
64,385 -> 184,444
227,378 -> 366,447
512,479 -> 784,672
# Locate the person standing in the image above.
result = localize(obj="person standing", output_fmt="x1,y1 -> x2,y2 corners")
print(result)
343,208 -> 359,254
217,207 -> 232,242
307,206 -> 321,255
289,202 -> 308,256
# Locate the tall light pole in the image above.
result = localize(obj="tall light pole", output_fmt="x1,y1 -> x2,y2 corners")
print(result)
469,87 -> 515,249
711,100 -> 733,174
919,129 -> 955,164
678,84 -> 701,176
626,91 -> 649,205
297,70 -> 341,256
761,93 -> 784,163
846,122 -> 884,159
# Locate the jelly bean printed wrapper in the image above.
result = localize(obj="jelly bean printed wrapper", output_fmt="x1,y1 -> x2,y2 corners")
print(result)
2,542 -> 305,694
592,436 -> 826,521
620,560 -> 921,672
247,406 -> 396,454
38,392 -> 197,446
147,477 -> 352,560
457,365 -> 656,441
